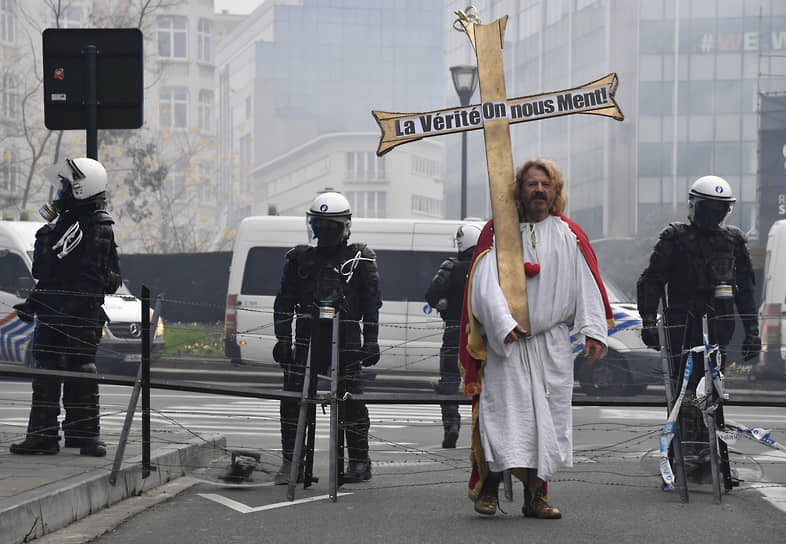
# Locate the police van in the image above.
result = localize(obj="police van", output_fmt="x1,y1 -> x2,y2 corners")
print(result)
757,219 -> 786,378
0,220 -> 164,373
223,216 -> 474,374
223,215 -> 659,394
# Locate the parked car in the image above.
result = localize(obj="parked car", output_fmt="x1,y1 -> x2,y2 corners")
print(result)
572,277 -> 664,396
0,220 -> 164,375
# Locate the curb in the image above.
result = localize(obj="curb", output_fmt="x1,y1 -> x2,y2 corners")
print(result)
0,435 -> 225,544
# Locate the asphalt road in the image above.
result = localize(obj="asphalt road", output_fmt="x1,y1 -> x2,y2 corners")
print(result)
42,400 -> 786,544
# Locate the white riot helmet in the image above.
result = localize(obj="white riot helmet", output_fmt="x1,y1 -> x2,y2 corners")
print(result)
39,157 -> 108,221
306,190 -> 352,246
456,223 -> 482,253
688,175 -> 735,230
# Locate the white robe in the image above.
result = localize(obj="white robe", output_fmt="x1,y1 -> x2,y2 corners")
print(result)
471,215 -> 608,481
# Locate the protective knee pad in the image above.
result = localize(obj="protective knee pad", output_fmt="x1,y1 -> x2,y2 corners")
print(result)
342,399 -> 370,452
62,382 -> 100,436
441,402 -> 460,425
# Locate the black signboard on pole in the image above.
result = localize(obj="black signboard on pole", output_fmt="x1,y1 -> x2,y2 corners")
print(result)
43,28 -> 143,159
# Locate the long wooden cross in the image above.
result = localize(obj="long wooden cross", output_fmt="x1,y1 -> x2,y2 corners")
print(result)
372,15 -> 623,333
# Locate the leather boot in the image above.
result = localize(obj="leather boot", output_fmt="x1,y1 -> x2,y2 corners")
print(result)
343,399 -> 371,483
10,435 -> 60,455
523,485 -> 562,519
440,402 -> 460,448
79,438 -> 107,457
273,458 -> 304,485
343,458 -> 371,482
442,422 -> 459,448
474,472 -> 501,515
11,378 -> 61,455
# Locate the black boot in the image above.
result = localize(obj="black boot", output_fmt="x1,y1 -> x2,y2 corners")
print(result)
441,402 -> 460,448
343,399 -> 371,483
63,380 -> 105,456
275,399 -> 305,484
344,458 -> 371,482
10,435 -> 60,455
79,438 -> 107,457
10,377 -> 61,455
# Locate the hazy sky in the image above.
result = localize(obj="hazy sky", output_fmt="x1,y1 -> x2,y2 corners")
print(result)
214,0 -> 264,14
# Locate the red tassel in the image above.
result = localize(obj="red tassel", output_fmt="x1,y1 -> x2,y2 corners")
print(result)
524,262 -> 540,277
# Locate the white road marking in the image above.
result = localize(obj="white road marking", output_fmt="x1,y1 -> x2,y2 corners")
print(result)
197,492 -> 352,513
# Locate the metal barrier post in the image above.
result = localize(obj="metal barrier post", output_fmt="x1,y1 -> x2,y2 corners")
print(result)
141,285 -> 151,478
109,294 -> 162,485
329,309 -> 340,501
658,315 -> 689,502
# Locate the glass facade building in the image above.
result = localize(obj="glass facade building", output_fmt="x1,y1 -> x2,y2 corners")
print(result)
444,0 -> 786,241
252,0 -> 445,165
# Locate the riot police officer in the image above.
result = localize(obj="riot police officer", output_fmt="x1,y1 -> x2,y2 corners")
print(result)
272,191 -> 381,484
637,175 -> 761,480
11,157 -> 121,457
425,223 -> 481,448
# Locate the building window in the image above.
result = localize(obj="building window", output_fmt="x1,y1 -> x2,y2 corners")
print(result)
2,73 -> 17,119
546,0 -> 569,25
157,16 -> 187,59
197,162 -> 211,201
411,195 -> 443,218
245,96 -> 251,120
197,18 -> 212,62
160,87 -> 188,128
0,0 -> 14,43
239,134 -> 252,193
346,191 -> 387,218
518,4 -> 540,40
411,156 -> 441,178
1,151 -> 16,192
169,169 -> 185,199
346,151 -> 385,181
198,90 -> 213,132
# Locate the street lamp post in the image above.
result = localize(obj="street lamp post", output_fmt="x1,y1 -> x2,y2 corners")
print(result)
450,64 -> 478,220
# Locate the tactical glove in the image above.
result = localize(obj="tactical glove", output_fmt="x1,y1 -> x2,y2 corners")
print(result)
360,342 -> 380,367
742,334 -> 762,361
640,318 -> 660,351
13,300 -> 36,323
273,340 -> 293,367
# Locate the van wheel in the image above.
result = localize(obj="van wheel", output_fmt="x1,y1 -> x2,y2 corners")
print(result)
576,350 -> 632,396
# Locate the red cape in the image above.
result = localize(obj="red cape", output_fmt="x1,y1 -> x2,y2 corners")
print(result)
459,214 -> 614,501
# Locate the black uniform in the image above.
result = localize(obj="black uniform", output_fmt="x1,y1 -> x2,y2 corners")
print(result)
273,242 -> 381,479
636,221 -> 758,476
424,245 -> 474,447
11,198 -> 120,455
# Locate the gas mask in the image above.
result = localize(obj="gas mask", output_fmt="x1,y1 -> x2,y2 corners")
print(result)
39,174 -> 74,222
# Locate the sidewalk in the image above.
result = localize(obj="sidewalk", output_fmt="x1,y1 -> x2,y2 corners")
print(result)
0,423 -> 224,544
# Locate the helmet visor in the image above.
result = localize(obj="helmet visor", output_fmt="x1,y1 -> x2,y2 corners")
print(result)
692,197 -> 732,229
307,216 -> 348,246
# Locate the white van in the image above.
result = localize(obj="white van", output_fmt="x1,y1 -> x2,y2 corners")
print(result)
223,215 -> 660,394
223,216 -> 476,374
0,220 -> 164,373
757,219 -> 786,378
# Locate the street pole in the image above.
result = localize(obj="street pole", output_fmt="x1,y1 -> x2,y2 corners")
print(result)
461,128 -> 468,220
450,65 -> 478,220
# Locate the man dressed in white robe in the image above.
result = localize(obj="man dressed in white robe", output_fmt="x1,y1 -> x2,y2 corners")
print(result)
461,158 -> 610,519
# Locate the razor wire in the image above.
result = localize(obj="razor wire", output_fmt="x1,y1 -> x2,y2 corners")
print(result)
1,293 -> 785,496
